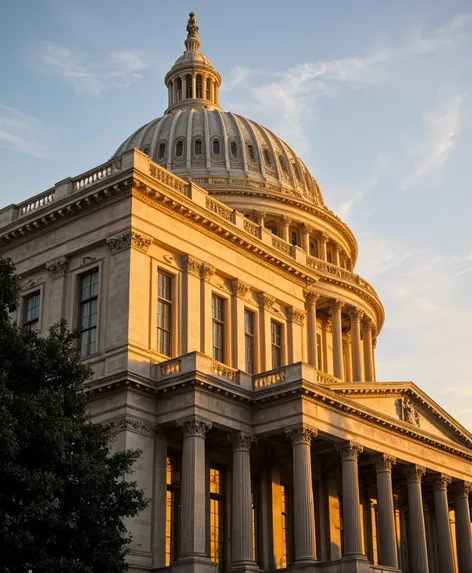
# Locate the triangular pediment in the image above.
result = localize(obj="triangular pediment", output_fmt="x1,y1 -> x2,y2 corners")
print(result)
327,382 -> 472,449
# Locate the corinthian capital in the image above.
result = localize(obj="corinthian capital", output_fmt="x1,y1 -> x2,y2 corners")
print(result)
456,481 -> 472,498
329,299 -> 344,314
374,454 -> 396,473
177,416 -> 212,437
433,474 -> 452,492
232,278 -> 250,299
285,425 -> 318,445
200,263 -> 215,282
405,465 -> 426,484
228,432 -> 257,452
290,307 -> 306,326
282,215 -> 292,227
304,289 -> 321,306
259,292 -> 275,310
348,306 -> 364,322
336,442 -> 363,462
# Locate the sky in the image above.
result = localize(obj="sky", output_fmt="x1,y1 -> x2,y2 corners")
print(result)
1,1 -> 472,429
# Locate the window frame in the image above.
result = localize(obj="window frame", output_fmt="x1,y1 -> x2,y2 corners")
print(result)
77,267 -> 100,358
244,308 -> 255,374
194,137 -> 203,158
157,270 -> 173,357
212,294 -> 225,363
175,138 -> 184,159
211,137 -> 222,158
158,142 -> 167,161
271,320 -> 283,370
22,290 -> 41,332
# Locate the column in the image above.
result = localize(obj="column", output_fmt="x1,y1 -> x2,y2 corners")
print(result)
406,465 -> 429,573
286,425 -> 318,563
176,416 -> 212,558
259,293 -> 275,371
229,432 -> 258,569
232,279 -> 250,371
336,442 -> 364,557
330,299 -> 344,381
304,290 -> 320,368
343,334 -> 352,382
334,244 -> 341,266
321,319 -> 330,373
319,233 -> 328,261
455,481 -> 472,573
289,307 -> 305,363
253,209 -> 266,227
349,307 -> 364,382
433,475 -> 455,573
201,263 -> 215,357
191,74 -> 196,99
301,223 -> 312,253
153,427 -> 168,567
362,318 -> 375,381
281,216 -> 291,243
374,455 -> 399,568
183,255 -> 202,354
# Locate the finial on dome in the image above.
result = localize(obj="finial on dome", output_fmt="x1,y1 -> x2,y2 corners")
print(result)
185,12 -> 200,53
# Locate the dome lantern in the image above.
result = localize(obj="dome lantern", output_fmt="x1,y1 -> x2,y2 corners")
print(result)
164,12 -> 222,114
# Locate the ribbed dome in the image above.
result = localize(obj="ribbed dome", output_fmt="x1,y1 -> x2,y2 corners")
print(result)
113,109 -> 325,207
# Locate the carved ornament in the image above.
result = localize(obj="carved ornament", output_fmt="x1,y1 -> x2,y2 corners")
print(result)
348,306 -> 364,322
405,465 -> 426,484
336,442 -> 363,462
374,454 -> 396,473
228,432 -> 257,452
259,292 -> 275,311
232,278 -> 250,299
285,425 -> 318,445
106,232 -> 130,253
282,215 -> 292,227
290,307 -> 306,326
304,289 -> 320,306
329,299 -> 344,314
212,361 -> 236,382
46,256 -> 69,279
433,474 -> 452,492
201,263 -> 215,283
456,481 -> 472,497
253,371 -> 286,389
185,255 -> 202,277
109,415 -> 157,437
160,360 -> 181,377
131,231 -> 153,252
177,416 -> 212,438
401,397 -> 420,428
253,210 -> 266,224
302,223 -> 313,234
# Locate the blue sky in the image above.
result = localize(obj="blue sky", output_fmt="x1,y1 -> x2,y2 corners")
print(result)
1,1 -> 472,429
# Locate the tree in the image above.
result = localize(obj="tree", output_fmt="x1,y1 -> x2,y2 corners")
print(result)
0,258 -> 147,573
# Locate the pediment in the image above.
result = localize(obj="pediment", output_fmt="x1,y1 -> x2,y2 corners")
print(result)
328,382 -> 472,450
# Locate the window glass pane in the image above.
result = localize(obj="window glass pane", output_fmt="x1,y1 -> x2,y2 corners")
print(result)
158,272 -> 173,357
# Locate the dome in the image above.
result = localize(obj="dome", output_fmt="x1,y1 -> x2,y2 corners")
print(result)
113,109 -> 325,207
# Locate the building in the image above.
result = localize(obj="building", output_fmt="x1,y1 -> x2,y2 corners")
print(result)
1,12 -> 471,573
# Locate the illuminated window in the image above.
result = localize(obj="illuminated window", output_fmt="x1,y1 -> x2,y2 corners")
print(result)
212,295 -> 225,363
158,271 -> 172,356
158,142 -> 166,160
244,310 -> 255,374
271,321 -> 282,369
23,292 -> 40,332
78,270 -> 99,357
166,456 -> 180,566
210,467 -> 225,571
194,138 -> 203,157
281,485 -> 291,567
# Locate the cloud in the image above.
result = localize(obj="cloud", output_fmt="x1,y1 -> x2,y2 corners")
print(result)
0,104 -> 49,158
36,43 -> 147,96
401,93 -> 466,189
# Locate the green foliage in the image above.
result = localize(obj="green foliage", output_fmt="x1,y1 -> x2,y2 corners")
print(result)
0,258 -> 147,572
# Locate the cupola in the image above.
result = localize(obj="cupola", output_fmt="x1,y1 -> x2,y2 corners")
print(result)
164,12 -> 222,114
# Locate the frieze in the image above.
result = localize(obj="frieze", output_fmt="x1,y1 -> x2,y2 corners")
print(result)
177,416 -> 212,437
46,256 -> 69,279
285,425 -> 318,446
253,370 -> 286,389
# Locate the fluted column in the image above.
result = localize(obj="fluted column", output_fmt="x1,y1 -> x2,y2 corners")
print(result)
374,455 -> 398,568
229,432 -> 257,569
302,223 -> 312,253
176,416 -> 212,558
349,307 -> 364,381
319,233 -> 328,261
362,318 -> 375,381
286,425 -> 318,563
406,465 -> 429,573
330,299 -> 344,381
304,290 -> 320,369
433,475 -> 455,573
336,442 -> 364,557
281,216 -> 291,243
455,481 -> 472,573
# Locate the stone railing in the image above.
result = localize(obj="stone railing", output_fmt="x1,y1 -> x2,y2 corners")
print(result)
307,255 -> 378,297
243,218 -> 258,237
149,162 -> 188,196
253,370 -> 287,389
212,361 -> 237,382
205,196 -> 233,221
316,370 -> 342,385
271,235 -> 292,255
18,188 -> 55,218
74,161 -> 114,191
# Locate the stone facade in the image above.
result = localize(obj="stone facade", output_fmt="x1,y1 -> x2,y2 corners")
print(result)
0,13 -> 471,573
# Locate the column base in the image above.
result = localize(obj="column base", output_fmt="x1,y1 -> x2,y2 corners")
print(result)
172,555 -> 216,573
228,560 -> 261,573
341,555 -> 370,573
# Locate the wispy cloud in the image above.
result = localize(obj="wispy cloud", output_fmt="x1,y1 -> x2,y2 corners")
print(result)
0,104 -> 49,158
36,43 -> 147,96
401,93 -> 466,189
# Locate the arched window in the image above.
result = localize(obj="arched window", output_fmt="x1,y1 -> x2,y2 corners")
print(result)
230,141 -> 238,158
292,161 -> 302,182
194,138 -> 203,156
196,75 -> 203,99
142,146 -> 150,156
176,78 -> 183,101
186,74 -> 192,99
247,144 -> 256,162
212,138 -> 221,156
279,155 -> 288,175
263,148 -> 272,167
175,140 -> 184,158
158,143 -> 166,160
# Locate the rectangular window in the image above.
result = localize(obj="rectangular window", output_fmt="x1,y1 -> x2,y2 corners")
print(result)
166,456 -> 180,566
158,271 -> 173,356
23,292 -> 40,332
271,321 -> 282,369
212,295 -> 225,363
78,269 -> 99,357
210,467 -> 225,571
244,310 -> 255,374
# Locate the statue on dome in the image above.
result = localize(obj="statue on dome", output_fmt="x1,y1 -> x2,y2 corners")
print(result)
186,12 -> 199,38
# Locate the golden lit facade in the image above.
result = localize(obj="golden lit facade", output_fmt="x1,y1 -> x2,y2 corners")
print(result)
1,12 -> 471,573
